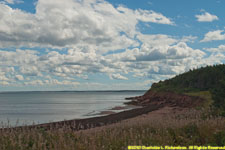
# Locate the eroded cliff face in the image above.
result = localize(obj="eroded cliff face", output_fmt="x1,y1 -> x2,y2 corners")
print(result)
125,90 -> 204,108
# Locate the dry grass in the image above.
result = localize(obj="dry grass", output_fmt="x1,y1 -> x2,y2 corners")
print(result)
0,108 -> 225,150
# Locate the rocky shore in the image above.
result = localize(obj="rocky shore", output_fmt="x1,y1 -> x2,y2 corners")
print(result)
4,90 -> 204,131
125,90 -> 204,108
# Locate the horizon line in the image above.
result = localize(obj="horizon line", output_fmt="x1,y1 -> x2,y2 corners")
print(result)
0,90 -> 147,93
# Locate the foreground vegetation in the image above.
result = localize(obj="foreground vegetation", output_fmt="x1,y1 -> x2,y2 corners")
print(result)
0,109 -> 225,150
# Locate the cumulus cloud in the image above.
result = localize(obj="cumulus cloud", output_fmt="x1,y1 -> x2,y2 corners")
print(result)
198,53 -> 225,66
0,39 -> 223,89
196,12 -> 218,22
15,75 -> 24,81
0,0 -> 224,90
102,39 -> 207,81
205,44 -> 225,52
1,0 -> 23,4
0,49 -> 38,66
110,73 -> 128,80
108,42 -> 205,62
0,67 -> 14,74
0,81 -> 9,85
0,74 -> 9,81
20,66 -> 41,76
137,34 -> 177,47
201,30 -> 225,42
0,0 -> 173,52
134,9 -> 174,25
180,35 -> 197,43
24,79 -> 79,86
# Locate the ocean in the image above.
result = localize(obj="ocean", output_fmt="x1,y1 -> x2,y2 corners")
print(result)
0,91 -> 145,126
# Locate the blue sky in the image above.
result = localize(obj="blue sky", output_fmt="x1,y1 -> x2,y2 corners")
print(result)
0,0 -> 225,91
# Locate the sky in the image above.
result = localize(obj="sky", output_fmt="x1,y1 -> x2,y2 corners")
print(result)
0,0 -> 225,91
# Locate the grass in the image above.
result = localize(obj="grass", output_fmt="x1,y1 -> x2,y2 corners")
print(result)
185,91 -> 213,109
0,109 -> 225,150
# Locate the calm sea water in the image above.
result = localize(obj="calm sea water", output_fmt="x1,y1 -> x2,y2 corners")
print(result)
0,91 -> 145,126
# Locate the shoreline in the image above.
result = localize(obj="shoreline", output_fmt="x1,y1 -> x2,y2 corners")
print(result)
86,104 -> 142,116
0,94 -> 147,130
1,90 -> 204,131
0,91 -> 145,129
5,103 -> 162,131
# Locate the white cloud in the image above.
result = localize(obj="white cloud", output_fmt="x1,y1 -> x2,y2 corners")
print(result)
196,12 -> 218,22
0,0 -> 224,90
1,0 -> 23,4
48,79 -> 80,86
0,81 -> 9,85
181,35 -> 197,43
24,79 -> 79,86
0,74 -> 9,81
24,80 -> 44,86
0,49 -> 38,66
19,66 -> 41,77
198,53 -> 225,66
201,30 -> 225,42
205,44 -> 225,52
102,40 -> 207,81
134,9 -> 174,25
0,67 -> 14,74
0,40 -> 223,89
137,34 -> 177,47
110,73 -> 128,80
15,75 -> 24,81
109,42 -> 205,62
0,0 -> 173,53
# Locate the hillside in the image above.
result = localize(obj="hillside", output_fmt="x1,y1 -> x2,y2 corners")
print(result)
150,64 -> 225,93
129,64 -> 225,116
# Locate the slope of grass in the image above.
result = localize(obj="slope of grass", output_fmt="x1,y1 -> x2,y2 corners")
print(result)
185,91 -> 213,109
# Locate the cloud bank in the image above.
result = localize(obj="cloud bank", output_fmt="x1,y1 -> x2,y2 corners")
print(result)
0,0 -> 224,90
